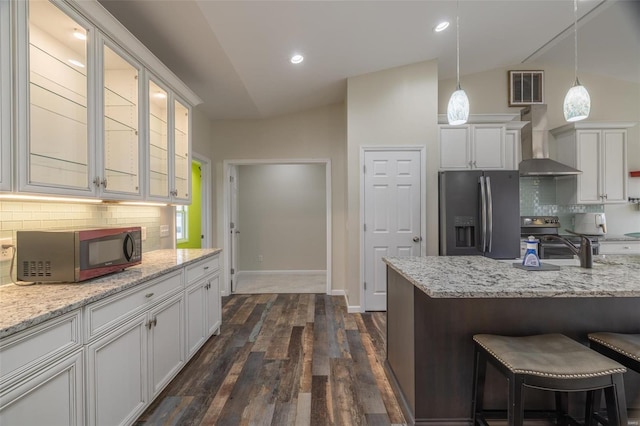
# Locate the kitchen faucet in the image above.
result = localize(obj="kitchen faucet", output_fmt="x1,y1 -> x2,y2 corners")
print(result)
541,235 -> 594,268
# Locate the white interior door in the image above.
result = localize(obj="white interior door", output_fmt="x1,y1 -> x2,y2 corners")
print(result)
364,150 -> 421,311
229,165 -> 239,292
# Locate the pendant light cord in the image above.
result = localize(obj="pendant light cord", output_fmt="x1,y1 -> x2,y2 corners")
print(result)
456,0 -> 461,90
573,0 -> 578,83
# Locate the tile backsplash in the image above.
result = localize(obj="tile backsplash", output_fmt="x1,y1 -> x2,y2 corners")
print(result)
0,201 -> 167,285
519,177 -> 605,229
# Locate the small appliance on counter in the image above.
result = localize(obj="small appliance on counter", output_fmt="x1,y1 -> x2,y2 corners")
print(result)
573,212 -> 607,236
17,227 -> 142,282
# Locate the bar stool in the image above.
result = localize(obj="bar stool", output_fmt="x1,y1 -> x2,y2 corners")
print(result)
472,333 -> 628,426
587,332 -> 640,425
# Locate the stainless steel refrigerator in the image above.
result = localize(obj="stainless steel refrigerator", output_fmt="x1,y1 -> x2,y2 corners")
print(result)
439,170 -> 520,259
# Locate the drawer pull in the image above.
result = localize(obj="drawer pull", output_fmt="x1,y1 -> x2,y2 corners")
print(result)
145,293 -> 154,298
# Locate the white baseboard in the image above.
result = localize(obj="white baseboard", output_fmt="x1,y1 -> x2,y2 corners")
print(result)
347,305 -> 362,313
237,270 -> 326,277
331,289 -> 346,296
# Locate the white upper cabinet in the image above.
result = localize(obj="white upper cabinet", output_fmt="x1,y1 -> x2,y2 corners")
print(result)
147,78 -> 169,199
16,0 -> 95,196
146,80 -> 192,203
552,122 -> 635,204
10,0 -> 201,201
100,41 -> 142,198
0,0 -> 11,191
439,115 -> 525,171
172,98 -> 191,202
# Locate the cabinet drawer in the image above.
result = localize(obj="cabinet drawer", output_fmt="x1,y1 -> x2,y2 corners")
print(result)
600,242 -> 640,255
0,310 -> 82,387
85,270 -> 183,341
186,255 -> 219,285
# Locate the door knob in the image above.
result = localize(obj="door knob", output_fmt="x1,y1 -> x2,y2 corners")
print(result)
413,236 -> 422,243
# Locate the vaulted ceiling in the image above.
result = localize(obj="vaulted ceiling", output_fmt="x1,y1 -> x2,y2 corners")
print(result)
98,0 -> 640,120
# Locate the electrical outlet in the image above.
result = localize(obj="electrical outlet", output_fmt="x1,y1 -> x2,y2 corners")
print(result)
258,255 -> 263,262
141,226 -> 147,241
0,238 -> 14,262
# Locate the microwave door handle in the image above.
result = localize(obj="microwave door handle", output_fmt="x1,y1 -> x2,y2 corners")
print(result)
479,176 -> 487,253
123,233 -> 134,261
486,176 -> 493,253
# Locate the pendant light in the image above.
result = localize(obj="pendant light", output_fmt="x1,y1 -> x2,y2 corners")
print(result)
447,1 -> 469,126
563,0 -> 590,122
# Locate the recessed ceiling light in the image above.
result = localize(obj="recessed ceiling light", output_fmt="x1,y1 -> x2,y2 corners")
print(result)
68,59 -> 85,68
73,29 -> 87,40
290,54 -> 304,64
434,21 -> 450,32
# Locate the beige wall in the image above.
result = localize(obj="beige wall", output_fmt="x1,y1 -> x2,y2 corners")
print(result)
209,104 -> 347,294
237,164 -> 326,271
346,59 -> 439,309
439,64 -> 640,234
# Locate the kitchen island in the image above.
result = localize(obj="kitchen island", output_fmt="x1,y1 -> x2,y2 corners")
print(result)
383,255 -> 640,425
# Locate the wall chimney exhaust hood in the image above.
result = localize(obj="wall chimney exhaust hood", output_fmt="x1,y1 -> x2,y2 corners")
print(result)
518,104 -> 581,176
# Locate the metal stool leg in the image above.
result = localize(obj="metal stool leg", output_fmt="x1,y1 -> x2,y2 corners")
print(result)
472,345 -> 488,425
508,373 -> 525,426
604,374 -> 628,426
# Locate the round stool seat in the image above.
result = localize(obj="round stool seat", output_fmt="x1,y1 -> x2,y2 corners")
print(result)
589,332 -> 640,363
474,333 -> 627,378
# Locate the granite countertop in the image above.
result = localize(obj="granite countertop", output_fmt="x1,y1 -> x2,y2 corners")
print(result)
383,255 -> 640,299
601,235 -> 640,242
0,248 -> 221,339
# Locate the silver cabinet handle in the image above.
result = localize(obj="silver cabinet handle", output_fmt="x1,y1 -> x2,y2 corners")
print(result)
145,293 -> 154,298
486,176 -> 493,253
479,176 -> 487,253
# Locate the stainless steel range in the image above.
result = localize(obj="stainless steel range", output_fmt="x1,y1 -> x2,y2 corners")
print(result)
520,215 -> 600,259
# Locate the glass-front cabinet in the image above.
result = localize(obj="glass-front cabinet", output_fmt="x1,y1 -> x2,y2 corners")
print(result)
10,0 -> 200,201
148,78 -> 169,198
19,0 -> 93,195
173,99 -> 190,202
0,0 -> 11,191
101,41 -> 142,197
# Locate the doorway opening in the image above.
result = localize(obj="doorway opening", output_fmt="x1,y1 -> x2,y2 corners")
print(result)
176,154 -> 212,249
223,159 -> 332,296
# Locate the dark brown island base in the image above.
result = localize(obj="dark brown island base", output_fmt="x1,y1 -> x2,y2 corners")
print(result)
383,256 -> 640,425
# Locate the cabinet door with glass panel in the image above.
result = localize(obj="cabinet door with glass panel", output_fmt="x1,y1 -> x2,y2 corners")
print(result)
16,0 -> 95,196
0,0 -> 11,191
147,77 -> 170,200
100,39 -> 142,199
172,98 -> 191,203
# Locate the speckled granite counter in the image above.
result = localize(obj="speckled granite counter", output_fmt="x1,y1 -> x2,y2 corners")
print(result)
0,248 -> 221,339
383,255 -> 640,298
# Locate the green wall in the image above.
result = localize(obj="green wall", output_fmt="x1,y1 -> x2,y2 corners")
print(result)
177,161 -> 202,248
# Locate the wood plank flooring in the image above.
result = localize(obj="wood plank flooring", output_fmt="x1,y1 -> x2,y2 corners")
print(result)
135,294 -> 406,426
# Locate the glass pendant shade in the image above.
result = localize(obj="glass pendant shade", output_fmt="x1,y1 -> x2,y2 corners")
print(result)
447,88 -> 469,125
563,79 -> 590,122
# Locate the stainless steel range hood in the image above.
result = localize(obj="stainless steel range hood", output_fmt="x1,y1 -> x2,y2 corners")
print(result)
518,105 -> 581,176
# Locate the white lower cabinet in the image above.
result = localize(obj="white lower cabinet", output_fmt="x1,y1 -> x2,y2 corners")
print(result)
600,241 -> 640,255
186,272 -> 221,358
87,313 -> 148,426
0,349 -> 85,426
148,293 -> 185,398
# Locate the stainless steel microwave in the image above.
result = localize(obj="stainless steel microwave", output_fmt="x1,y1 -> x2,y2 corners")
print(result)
17,227 -> 142,282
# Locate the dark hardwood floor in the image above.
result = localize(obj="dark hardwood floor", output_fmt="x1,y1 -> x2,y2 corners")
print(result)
135,294 -> 406,425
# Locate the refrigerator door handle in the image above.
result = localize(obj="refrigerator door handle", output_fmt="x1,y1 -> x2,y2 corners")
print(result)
479,176 -> 487,253
486,176 -> 494,253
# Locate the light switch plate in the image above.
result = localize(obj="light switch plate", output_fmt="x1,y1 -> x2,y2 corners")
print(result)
141,226 -> 147,241
160,225 -> 169,238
